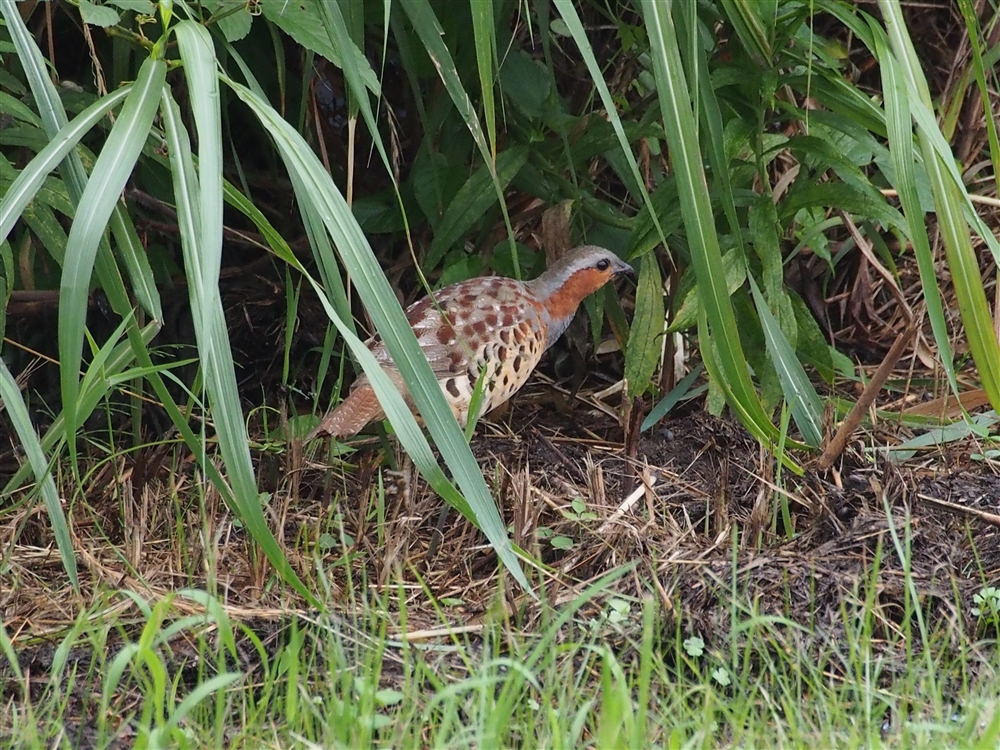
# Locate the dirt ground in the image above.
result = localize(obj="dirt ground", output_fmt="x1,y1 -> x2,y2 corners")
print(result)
4,378 -> 1000,665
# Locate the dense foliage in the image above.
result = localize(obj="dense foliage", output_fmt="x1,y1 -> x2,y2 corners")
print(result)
2,0 -> 999,590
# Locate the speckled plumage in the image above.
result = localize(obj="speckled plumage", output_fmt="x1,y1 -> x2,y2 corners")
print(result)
308,245 -> 633,440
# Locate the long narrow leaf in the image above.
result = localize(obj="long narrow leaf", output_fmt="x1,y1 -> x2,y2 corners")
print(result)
0,361 -> 79,590
0,86 -> 131,242
160,81 -> 314,602
878,0 -> 1000,409
870,24 -> 959,399
400,0 -> 519,271
58,57 -> 166,466
225,78 -> 530,592
640,0 -> 780,445
748,277 -> 823,447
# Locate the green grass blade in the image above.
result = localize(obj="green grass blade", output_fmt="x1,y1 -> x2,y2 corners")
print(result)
175,22 -> 224,345
0,616 -> 23,682
1,322 -> 159,496
551,0 -> 670,397
108,206 -> 163,323
955,0 -> 1000,181
2,0 -> 162,333
400,0 -> 519,271
0,86 -> 131,242
223,78 -> 530,592
0,360 -> 79,590
870,23 -> 958,398
717,0 -> 774,66
470,0 -> 498,158
551,0 -> 663,238
748,276 -> 823,447
641,364 -> 705,432
878,0 -> 1000,408
640,0 -> 779,444
159,78 -> 313,602
58,57 -> 166,468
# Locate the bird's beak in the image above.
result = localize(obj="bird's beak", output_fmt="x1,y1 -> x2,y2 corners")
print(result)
614,257 -> 636,276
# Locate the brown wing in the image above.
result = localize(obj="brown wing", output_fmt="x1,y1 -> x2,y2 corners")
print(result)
360,276 -> 546,424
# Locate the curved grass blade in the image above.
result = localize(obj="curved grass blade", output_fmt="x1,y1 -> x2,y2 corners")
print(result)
552,0 -> 665,244
552,0 -> 668,398
399,0 -> 519,272
878,0 -> 1000,409
1,322 -> 160,497
0,86 -> 132,242
0,360 -> 79,590
225,78 -> 530,592
748,276 -> 823,447
869,23 -> 958,400
160,76 -> 313,603
640,0 -> 780,445
2,0 -> 162,332
641,364 -> 705,433
57,57 -> 166,470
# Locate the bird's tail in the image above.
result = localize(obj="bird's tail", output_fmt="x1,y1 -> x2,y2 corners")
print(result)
307,384 -> 385,441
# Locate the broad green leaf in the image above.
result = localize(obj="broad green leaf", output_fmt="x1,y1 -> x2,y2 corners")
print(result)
214,1 -> 252,42
0,91 -> 42,127
625,253 -> 664,399
748,277 -> 823,447
259,0 -> 380,94
748,197 -> 796,349
425,146 -> 529,269
78,0 -> 120,27
498,49 -> 553,120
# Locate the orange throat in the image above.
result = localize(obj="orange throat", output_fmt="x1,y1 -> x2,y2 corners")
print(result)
543,268 -> 608,323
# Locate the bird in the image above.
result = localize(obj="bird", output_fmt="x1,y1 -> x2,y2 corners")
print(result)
307,245 -> 633,440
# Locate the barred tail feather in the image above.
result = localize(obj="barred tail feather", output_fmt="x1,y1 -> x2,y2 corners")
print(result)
307,385 -> 385,441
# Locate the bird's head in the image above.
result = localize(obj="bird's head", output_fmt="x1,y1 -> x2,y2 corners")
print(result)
529,245 -> 634,320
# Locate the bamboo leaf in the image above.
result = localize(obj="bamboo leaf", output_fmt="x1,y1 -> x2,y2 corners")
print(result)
426,146 -> 529,269
58,57 -> 166,468
748,277 -> 823,447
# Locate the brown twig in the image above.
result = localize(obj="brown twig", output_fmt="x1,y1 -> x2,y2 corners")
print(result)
918,493 -> 1000,529
817,321 -> 916,471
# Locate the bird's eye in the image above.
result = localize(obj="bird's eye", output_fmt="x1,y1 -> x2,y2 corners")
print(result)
596,259 -> 611,272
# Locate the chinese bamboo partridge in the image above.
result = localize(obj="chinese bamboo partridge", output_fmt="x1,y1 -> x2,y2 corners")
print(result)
308,245 -> 633,440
